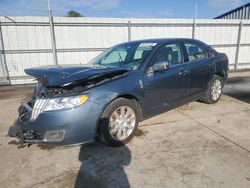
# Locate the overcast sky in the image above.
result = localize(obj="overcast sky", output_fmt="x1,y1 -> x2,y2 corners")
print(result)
0,0 -> 249,18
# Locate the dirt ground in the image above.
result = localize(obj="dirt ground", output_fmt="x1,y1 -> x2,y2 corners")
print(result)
0,72 -> 250,188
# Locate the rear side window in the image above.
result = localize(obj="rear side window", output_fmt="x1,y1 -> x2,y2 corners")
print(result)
184,42 -> 209,62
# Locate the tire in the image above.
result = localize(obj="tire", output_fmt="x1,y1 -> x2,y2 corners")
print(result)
202,75 -> 223,104
98,98 -> 139,147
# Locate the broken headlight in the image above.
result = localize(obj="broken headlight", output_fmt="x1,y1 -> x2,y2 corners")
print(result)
44,95 -> 89,112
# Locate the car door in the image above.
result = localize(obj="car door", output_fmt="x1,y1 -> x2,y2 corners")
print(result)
183,42 -> 215,96
143,42 -> 190,114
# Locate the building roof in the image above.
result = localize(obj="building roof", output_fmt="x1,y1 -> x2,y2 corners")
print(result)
215,2 -> 250,19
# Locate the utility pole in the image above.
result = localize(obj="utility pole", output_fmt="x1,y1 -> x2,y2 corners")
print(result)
195,3 -> 198,20
0,10 -> 15,84
48,0 -> 58,65
192,3 -> 198,39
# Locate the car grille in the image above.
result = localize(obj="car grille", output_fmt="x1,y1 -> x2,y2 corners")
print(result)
31,99 -> 48,120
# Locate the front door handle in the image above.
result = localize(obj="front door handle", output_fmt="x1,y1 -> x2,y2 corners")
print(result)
179,70 -> 189,76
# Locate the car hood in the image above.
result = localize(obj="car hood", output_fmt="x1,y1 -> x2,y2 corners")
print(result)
25,64 -> 128,88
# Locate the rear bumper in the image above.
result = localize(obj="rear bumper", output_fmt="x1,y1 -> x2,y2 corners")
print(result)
8,100 -> 102,146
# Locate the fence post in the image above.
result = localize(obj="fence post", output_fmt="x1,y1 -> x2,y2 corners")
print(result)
48,0 -> 58,65
192,18 -> 196,39
0,21 -> 10,84
234,21 -> 243,70
128,21 -> 131,41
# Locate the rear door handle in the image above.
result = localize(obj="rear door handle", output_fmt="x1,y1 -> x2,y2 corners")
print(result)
209,63 -> 215,68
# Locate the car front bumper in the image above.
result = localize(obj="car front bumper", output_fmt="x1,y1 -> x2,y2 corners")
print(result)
8,99 -> 102,146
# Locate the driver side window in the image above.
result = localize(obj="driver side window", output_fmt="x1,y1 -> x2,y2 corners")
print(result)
155,43 -> 183,65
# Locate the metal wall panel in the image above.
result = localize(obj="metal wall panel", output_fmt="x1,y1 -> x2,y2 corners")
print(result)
54,26 -> 128,49
1,26 -> 52,50
131,26 -> 193,40
57,51 -> 101,65
238,46 -> 250,66
5,52 -> 54,84
241,24 -> 250,43
195,25 -> 238,44
0,17 -> 250,85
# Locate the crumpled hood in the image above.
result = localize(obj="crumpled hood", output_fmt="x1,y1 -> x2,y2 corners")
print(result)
25,64 -> 128,88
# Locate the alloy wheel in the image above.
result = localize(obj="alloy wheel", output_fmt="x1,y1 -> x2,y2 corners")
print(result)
211,79 -> 222,101
109,106 -> 136,141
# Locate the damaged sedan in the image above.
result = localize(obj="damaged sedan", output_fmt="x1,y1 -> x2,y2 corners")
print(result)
8,38 -> 228,147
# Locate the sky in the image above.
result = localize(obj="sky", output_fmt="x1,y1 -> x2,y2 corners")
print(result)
0,0 -> 249,19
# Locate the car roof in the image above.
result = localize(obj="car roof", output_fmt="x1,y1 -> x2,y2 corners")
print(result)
120,38 -> 207,46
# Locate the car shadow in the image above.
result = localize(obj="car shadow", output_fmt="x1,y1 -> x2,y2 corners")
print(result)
223,76 -> 250,104
74,141 -> 131,188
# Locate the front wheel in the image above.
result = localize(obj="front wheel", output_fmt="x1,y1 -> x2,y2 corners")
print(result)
202,75 -> 223,104
98,98 -> 139,147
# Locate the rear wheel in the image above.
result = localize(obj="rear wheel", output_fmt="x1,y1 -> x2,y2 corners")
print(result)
98,98 -> 139,147
202,75 -> 223,104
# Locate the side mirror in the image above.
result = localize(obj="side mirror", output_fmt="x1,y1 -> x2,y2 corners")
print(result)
147,61 -> 171,73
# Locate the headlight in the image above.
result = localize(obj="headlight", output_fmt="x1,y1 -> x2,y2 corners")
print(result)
44,95 -> 89,112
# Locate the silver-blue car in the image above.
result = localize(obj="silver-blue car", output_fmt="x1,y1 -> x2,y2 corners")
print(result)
8,38 -> 228,147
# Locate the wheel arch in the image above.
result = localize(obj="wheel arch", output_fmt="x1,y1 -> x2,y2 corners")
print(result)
215,71 -> 226,85
117,94 -> 142,120
95,93 -> 142,135
215,72 -> 224,78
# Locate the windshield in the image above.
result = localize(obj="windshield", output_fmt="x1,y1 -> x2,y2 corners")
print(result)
88,42 -> 158,70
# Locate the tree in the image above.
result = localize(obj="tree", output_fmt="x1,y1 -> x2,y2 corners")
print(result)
66,10 -> 82,17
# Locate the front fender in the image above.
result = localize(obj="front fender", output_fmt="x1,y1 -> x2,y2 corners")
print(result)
91,91 -> 143,132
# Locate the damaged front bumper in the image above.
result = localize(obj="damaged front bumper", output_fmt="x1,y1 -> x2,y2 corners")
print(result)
8,119 -> 44,144
8,99 -> 102,146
